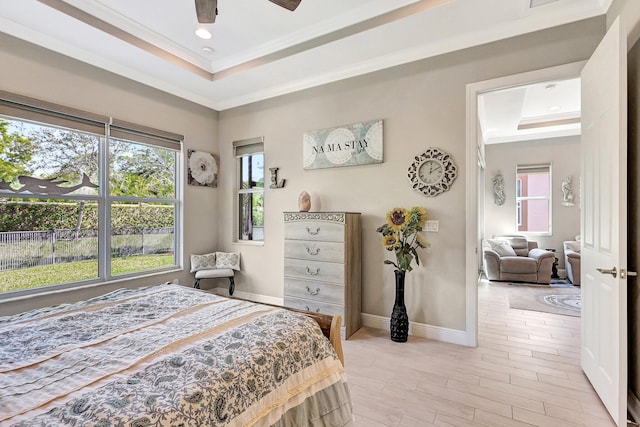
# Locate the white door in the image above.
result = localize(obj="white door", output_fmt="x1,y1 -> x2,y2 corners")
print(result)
581,17 -> 628,426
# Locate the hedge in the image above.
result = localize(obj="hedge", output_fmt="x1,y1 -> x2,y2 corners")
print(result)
0,202 -> 174,232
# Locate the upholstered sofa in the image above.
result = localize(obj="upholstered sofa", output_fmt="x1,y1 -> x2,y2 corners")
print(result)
483,235 -> 555,284
563,240 -> 581,285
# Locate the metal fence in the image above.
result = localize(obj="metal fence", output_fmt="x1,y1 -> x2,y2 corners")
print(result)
0,227 -> 174,272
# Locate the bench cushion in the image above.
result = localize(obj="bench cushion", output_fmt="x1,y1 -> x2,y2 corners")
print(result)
195,268 -> 234,279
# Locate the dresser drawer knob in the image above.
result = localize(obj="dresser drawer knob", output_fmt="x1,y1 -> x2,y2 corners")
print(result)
305,306 -> 321,313
306,286 -> 320,296
306,246 -> 320,255
306,227 -> 320,235
306,267 -> 320,275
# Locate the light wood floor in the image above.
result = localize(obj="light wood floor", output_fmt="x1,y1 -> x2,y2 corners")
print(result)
343,279 -> 617,427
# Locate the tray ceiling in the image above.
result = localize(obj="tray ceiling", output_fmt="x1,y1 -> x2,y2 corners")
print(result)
0,0 -> 608,111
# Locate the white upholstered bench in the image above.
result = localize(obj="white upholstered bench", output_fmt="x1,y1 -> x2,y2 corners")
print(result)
194,268 -> 235,295
191,251 -> 240,295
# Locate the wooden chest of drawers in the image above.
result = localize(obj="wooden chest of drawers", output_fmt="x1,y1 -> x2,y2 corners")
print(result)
283,212 -> 361,338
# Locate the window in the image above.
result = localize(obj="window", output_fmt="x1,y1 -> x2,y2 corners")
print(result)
234,137 -> 264,242
0,91 -> 182,296
516,164 -> 551,234
516,178 -> 523,227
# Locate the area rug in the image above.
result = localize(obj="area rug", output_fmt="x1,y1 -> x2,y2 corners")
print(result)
505,282 -> 581,317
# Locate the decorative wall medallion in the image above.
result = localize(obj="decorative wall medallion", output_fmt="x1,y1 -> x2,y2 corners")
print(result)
492,174 -> 505,206
407,147 -> 457,197
303,120 -> 383,170
187,149 -> 218,187
562,175 -> 576,206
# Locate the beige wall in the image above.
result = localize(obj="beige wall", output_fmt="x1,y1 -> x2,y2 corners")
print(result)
217,18 -> 604,330
608,0 -> 640,48
0,33 -> 219,315
484,137 -> 581,272
0,17 -> 606,332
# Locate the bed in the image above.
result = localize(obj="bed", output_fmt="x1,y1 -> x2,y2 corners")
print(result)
0,284 -> 353,426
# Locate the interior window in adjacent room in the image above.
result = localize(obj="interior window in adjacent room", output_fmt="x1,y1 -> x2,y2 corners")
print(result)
515,164 -> 551,234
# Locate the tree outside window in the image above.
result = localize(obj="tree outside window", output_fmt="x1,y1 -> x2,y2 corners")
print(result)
0,102 -> 181,295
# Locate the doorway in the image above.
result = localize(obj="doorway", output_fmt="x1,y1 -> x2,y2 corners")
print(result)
464,61 -> 586,347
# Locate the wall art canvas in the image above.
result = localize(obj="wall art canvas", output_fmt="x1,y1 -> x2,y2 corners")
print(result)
303,119 -> 383,170
187,149 -> 218,187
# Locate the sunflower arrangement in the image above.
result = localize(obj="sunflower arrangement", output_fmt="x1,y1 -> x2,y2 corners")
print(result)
376,207 -> 429,272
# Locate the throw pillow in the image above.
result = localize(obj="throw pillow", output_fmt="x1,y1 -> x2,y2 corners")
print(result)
485,239 -> 505,249
216,252 -> 241,270
190,252 -> 217,273
567,242 -> 581,253
493,242 -> 517,257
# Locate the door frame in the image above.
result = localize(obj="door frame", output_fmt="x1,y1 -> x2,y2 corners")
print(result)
464,61 -> 586,347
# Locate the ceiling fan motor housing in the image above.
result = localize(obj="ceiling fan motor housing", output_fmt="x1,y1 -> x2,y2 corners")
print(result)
195,0 -> 217,24
195,0 -> 301,24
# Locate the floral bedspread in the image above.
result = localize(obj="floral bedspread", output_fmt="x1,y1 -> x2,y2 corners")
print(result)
0,284 -> 353,426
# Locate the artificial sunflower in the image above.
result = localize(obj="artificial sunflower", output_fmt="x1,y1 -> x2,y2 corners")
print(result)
383,234 -> 400,251
409,206 -> 427,228
416,233 -> 430,249
376,206 -> 429,272
386,208 -> 408,231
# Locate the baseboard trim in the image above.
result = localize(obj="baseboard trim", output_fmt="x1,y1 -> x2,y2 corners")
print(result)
629,390 -> 640,423
361,313 -> 472,346
209,290 -> 472,346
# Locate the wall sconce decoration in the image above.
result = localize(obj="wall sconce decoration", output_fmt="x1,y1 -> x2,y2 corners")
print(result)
492,174 -> 505,206
269,167 -> 286,189
562,176 -> 576,206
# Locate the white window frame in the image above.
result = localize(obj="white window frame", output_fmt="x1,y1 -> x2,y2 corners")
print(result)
516,178 -> 523,227
233,137 -> 264,244
515,164 -> 552,236
0,91 -> 183,299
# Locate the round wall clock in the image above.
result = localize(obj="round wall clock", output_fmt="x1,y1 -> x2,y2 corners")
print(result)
407,147 -> 458,197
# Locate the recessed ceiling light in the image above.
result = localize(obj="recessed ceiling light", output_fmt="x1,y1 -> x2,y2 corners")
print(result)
549,106 -> 561,112
202,47 -> 215,54
195,28 -> 212,40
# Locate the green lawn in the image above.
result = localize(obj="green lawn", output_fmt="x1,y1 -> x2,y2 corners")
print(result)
0,254 -> 175,293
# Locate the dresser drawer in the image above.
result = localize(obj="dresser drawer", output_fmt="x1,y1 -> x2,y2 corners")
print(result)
284,278 -> 344,305
284,240 -> 344,263
284,296 -> 344,318
284,221 -> 344,242
284,258 -> 344,284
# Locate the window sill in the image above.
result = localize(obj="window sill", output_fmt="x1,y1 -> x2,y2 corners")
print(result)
518,232 -> 552,237
0,268 -> 183,304
233,240 -> 265,247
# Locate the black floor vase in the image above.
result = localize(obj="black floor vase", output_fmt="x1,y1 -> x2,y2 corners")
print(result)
390,269 -> 409,342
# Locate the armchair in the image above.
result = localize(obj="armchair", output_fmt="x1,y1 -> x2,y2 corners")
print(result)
483,235 -> 555,284
563,240 -> 581,285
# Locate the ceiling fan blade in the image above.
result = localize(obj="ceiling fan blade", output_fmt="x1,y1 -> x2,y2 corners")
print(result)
268,0 -> 302,11
195,0 -> 217,23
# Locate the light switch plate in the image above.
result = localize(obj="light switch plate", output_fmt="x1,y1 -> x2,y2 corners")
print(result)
425,220 -> 439,232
